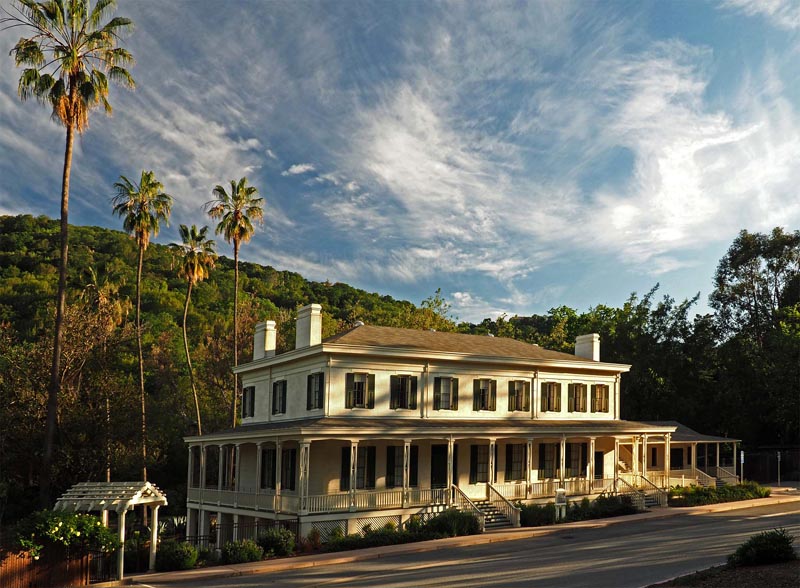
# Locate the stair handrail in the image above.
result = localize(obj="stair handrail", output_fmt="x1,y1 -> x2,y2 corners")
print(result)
637,475 -> 668,507
714,466 -> 738,485
487,483 -> 521,527
613,477 -> 645,511
695,468 -> 716,487
451,485 -> 486,531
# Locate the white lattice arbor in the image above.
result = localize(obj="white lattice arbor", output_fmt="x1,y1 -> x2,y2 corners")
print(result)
54,482 -> 168,580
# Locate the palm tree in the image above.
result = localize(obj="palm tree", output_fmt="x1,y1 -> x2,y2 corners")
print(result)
2,0 -> 135,506
172,224 -> 216,436
112,171 -> 172,483
206,177 -> 264,428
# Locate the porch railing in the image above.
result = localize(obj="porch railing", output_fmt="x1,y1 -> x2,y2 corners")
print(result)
408,487 -> 449,507
487,483 -> 521,527
451,484 -> 486,531
637,475 -> 668,507
493,481 -> 527,500
529,480 -> 556,498
563,478 -> 591,496
695,468 -> 716,487
612,477 -> 645,511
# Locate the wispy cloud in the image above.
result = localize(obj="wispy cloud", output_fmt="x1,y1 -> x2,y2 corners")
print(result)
721,0 -> 800,30
282,163 -> 316,176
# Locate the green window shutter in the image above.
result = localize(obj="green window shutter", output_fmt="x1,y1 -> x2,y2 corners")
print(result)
367,374 -> 376,408
523,382 -> 531,411
307,375 -> 313,410
340,447 -> 350,491
469,445 -> 478,484
505,444 -> 513,479
541,383 -> 548,412
366,446 -> 376,489
433,377 -> 441,410
555,383 -> 562,411
410,377 -> 418,409
271,382 -> 278,415
390,375 -> 399,409
386,447 -> 396,488
603,387 -> 609,412
490,380 -> 497,411
568,384 -> 575,412
410,445 -> 419,486
508,381 -> 515,412
345,373 -> 354,409
538,444 -> 546,476
281,387 -> 287,414
473,380 -> 480,411
582,443 -> 589,473
452,378 -> 459,409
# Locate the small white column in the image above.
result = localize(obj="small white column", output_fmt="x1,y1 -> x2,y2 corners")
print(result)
349,440 -> 358,509
632,436 -> 640,477
275,440 -> 283,511
733,441 -> 737,480
148,505 -> 159,571
614,438 -> 620,492
691,443 -> 697,478
200,446 -> 207,493
234,443 -> 241,507
216,511 -> 223,547
589,437 -> 596,489
488,439 -> 496,487
117,509 -> 127,580
232,514 -> 239,541
665,433 -> 671,487
559,436 -> 566,484
217,445 -> 225,492
526,438 -> 534,499
187,446 -> 194,490
715,444 -> 720,472
255,443 -> 263,498
402,440 -> 411,507
447,438 -> 454,505
299,441 -> 311,514
642,434 -> 649,480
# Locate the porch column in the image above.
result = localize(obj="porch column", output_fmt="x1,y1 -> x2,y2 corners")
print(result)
589,437 -> 596,489
234,443 -> 241,507
715,443 -> 720,471
691,443 -> 697,477
665,433 -> 671,487
200,445 -> 207,491
275,440 -> 282,512
255,443 -> 263,499
642,434 -> 649,480
614,438 -> 620,492
733,441 -> 737,480
148,504 -> 159,571
526,438 -> 534,499
559,436 -> 566,485
349,440 -> 358,510
632,436 -> 639,477
217,444 -> 225,492
488,438 -> 496,487
117,509 -> 126,580
232,514 -> 239,541
299,440 -> 311,514
447,438 -> 454,505
186,508 -> 194,540
216,511 -> 222,547
402,439 -> 411,507
187,445 -> 194,490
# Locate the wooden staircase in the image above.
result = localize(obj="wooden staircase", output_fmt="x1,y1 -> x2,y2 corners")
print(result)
472,499 -> 513,529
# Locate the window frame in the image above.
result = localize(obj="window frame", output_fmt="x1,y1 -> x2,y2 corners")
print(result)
472,378 -> 497,411
241,385 -> 256,418
390,375 -> 418,410
272,380 -> 287,415
307,372 -> 324,410
345,372 -> 375,409
433,376 -> 459,411
568,383 -> 588,413
540,382 -> 562,412
508,380 -> 530,412
591,384 -> 610,413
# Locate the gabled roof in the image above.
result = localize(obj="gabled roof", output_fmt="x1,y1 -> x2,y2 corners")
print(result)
54,482 -> 168,514
324,324 -> 596,363
642,421 -> 740,443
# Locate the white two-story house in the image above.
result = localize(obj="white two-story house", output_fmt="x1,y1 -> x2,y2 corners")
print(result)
185,304 -> 739,541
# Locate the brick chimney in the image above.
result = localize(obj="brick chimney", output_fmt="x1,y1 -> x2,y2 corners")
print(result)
575,333 -> 600,361
253,320 -> 276,360
296,304 -> 322,349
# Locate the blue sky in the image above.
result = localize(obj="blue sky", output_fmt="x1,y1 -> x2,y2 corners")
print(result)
1,0 -> 798,322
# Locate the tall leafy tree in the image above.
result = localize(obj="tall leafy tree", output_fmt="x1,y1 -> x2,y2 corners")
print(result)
2,0 -> 135,505
172,225 -> 216,436
206,177 -> 264,427
111,171 -> 172,482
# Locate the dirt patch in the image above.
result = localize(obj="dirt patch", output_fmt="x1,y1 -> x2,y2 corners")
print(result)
650,560 -> 800,588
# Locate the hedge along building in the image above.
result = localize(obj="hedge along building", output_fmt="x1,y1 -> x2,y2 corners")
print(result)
185,304 -> 739,541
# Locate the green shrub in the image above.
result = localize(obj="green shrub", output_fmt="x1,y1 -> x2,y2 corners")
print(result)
668,482 -> 770,507
520,502 -> 556,527
728,528 -> 797,566
423,509 -> 481,537
221,539 -> 263,564
256,527 -> 295,557
197,546 -> 220,566
328,525 -> 345,541
155,540 -> 198,571
306,527 -> 322,550
14,510 -> 120,559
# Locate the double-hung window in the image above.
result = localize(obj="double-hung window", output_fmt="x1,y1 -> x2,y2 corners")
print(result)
539,443 -> 558,479
345,373 -> 375,409
340,446 -> 376,490
433,377 -> 459,410
505,443 -> 526,481
307,372 -> 324,410
241,386 -> 255,418
469,445 -> 489,483
272,380 -> 287,415
473,379 -> 496,411
508,380 -> 530,412
591,384 -> 609,413
541,382 -> 561,412
390,375 -> 418,410
386,445 -> 419,488
260,447 -> 276,489
281,448 -> 296,490
568,383 -> 588,412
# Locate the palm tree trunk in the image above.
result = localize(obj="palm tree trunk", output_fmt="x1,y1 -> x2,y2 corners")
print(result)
183,280 -> 201,436
231,241 -> 239,428
40,121 -> 75,508
136,246 -> 147,483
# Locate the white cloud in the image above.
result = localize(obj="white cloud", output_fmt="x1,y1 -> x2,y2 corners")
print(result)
282,163 -> 316,176
721,0 -> 800,30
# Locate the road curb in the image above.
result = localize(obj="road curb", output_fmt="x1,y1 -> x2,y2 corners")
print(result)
129,493 -> 800,585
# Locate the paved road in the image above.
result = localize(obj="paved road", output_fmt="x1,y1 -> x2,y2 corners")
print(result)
141,503 -> 800,588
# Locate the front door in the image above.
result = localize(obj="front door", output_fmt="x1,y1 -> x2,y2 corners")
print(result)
594,451 -> 604,479
431,444 -> 447,488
